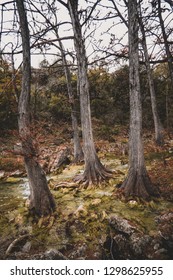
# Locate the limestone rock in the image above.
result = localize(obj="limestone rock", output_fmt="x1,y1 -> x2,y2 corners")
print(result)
109,215 -> 136,235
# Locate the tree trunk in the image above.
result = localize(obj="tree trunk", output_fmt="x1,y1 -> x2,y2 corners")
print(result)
55,30 -> 84,162
16,0 -> 55,216
71,108 -> 84,162
166,84 -> 169,129
11,51 -> 20,103
33,0 -> 84,163
68,0 -> 111,185
158,0 -> 173,90
138,10 -> 164,146
121,0 -> 156,200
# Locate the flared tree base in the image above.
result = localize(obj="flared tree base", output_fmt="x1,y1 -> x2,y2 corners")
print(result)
121,168 -> 159,200
29,193 -> 56,217
74,157 -> 112,187
25,157 -> 56,217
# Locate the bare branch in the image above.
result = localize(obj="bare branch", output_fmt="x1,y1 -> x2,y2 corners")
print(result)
57,0 -> 68,9
108,0 -> 128,28
82,0 -> 102,26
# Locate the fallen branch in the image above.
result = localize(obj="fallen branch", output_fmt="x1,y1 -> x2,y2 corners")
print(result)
5,234 -> 31,257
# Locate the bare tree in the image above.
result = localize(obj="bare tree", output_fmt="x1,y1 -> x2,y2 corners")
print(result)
16,0 -> 55,216
23,0 -> 83,162
109,0 -> 164,145
42,1 -> 84,162
121,0 -> 156,199
158,0 -> 173,89
138,6 -> 164,145
57,37 -> 84,162
65,0 -> 112,186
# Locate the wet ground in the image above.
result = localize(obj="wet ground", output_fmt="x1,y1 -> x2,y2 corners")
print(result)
0,156 -> 173,259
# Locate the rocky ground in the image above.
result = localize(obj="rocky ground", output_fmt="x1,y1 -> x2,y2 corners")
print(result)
0,123 -> 173,259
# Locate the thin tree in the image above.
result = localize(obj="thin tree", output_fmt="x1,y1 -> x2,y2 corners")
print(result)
138,6 -> 164,145
65,0 -> 112,186
110,0 -> 164,145
57,36 -> 84,162
158,0 -> 173,89
16,0 -> 55,216
48,2 -> 84,162
121,0 -> 156,199
28,0 -> 84,162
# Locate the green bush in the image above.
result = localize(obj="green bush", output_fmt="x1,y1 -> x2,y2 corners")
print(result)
95,124 -> 119,141
48,94 -> 71,121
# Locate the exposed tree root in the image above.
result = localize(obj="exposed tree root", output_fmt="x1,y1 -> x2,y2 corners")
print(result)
37,215 -> 55,228
74,159 -> 112,187
53,182 -> 79,190
121,168 -> 159,200
5,234 -> 31,257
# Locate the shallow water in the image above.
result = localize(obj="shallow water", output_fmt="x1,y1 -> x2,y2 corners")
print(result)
0,178 -> 29,214
0,167 -> 173,258
0,162 -> 173,234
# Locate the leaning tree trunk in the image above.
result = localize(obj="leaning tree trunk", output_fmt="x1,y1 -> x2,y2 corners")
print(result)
121,0 -> 156,200
139,11 -> 164,146
68,0 -> 111,186
16,0 -> 55,216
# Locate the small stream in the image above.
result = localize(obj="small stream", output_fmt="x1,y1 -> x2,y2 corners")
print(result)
0,159 -> 173,233
0,178 -> 29,214
0,162 -> 173,259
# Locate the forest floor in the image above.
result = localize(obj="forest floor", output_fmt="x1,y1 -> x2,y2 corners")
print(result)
0,121 -> 173,259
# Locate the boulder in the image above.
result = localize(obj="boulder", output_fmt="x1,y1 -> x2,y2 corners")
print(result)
109,215 -> 136,235
48,146 -> 70,173
40,249 -> 68,260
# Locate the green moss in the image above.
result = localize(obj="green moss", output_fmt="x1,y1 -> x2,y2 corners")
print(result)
146,151 -> 171,161
0,156 -> 173,258
5,177 -> 23,184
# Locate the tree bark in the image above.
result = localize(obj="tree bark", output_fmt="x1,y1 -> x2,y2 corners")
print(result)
121,0 -> 156,200
16,0 -> 55,216
29,0 -> 84,162
158,0 -> 173,90
68,0 -> 111,185
11,51 -> 20,103
138,10 -> 164,145
55,30 -> 84,162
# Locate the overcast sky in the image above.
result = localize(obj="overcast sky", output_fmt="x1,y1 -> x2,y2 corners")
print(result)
0,0 -> 172,70
0,0 -> 128,69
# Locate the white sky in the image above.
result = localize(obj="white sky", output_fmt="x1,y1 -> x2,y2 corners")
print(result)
0,0 -> 172,70
0,0 -> 127,69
